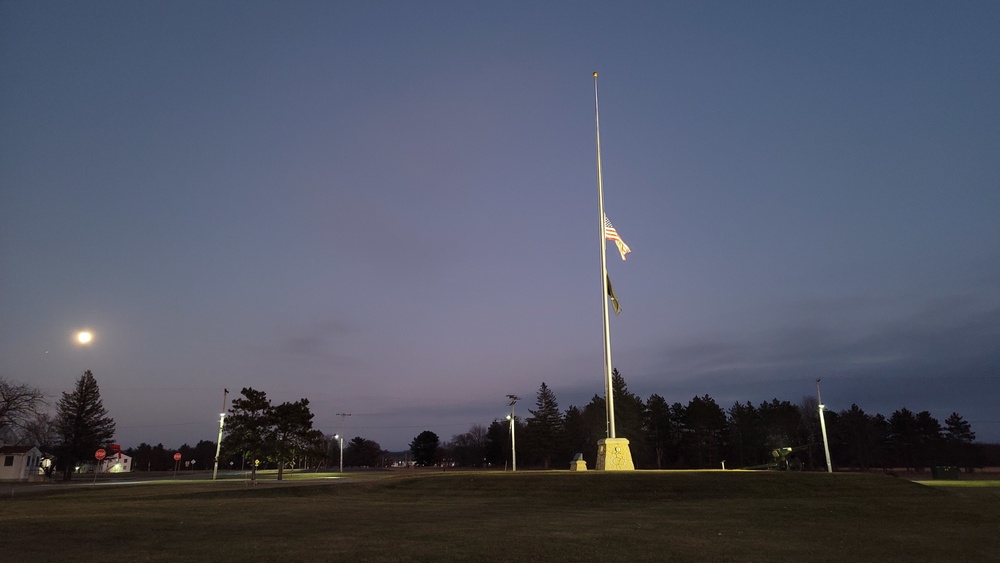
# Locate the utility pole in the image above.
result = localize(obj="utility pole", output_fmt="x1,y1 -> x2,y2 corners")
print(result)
336,412 -> 351,473
816,379 -> 833,473
506,395 -> 519,472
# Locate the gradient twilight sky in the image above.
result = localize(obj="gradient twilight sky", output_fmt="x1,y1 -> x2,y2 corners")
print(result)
2,2 -> 998,450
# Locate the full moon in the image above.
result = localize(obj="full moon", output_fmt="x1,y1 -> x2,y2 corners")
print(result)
77,331 -> 93,344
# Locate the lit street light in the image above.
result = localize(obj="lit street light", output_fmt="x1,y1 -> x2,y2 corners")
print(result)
213,389 -> 229,480
333,434 -> 344,473
816,379 -> 833,473
335,412 -> 351,473
212,413 -> 225,480
506,394 -> 519,472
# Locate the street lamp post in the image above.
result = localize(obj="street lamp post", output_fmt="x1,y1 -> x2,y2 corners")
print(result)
212,411 -> 225,480
212,389 -> 228,480
333,434 -> 344,473
506,394 -> 519,472
335,412 -> 351,473
816,379 -> 833,473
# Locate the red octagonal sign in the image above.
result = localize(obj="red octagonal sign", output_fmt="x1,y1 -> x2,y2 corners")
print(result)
173,452 -> 182,461
95,449 -> 106,460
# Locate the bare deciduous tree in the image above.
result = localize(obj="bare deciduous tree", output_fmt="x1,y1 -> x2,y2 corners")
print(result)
0,377 -> 46,443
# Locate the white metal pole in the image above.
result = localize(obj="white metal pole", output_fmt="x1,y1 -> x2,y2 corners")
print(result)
594,71 -> 616,439
816,379 -> 833,473
506,395 -> 519,471
510,413 -> 517,472
213,388 -> 228,480
336,412 -> 351,473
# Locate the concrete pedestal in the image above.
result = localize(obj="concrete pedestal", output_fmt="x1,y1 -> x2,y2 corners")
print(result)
596,437 -> 634,471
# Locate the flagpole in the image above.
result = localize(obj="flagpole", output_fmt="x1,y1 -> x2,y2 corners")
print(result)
594,71 -> 616,440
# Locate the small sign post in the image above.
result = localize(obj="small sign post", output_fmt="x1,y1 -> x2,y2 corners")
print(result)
173,452 -> 181,478
94,449 -> 106,484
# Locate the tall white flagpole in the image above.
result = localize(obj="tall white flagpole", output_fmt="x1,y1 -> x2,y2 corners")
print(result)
594,72 -> 616,440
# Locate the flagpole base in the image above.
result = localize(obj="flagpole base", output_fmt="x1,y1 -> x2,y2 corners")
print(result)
596,437 -> 635,471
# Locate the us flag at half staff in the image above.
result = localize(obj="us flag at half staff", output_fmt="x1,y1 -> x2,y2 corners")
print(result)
604,214 -> 631,261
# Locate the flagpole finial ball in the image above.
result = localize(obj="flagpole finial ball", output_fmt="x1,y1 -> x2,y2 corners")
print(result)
593,72 -> 598,77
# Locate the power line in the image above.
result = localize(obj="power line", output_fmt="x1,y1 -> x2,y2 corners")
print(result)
320,421 -> 479,431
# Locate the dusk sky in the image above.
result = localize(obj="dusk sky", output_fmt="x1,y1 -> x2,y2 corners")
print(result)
2,2 -> 998,451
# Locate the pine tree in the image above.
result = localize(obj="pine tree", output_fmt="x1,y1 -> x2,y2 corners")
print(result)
344,436 -> 386,467
54,370 -> 116,480
682,395 -> 727,468
611,369 -> 646,464
914,411 -> 943,467
944,412 -> 975,444
222,387 -> 273,467
484,419 -> 508,467
725,401 -> 761,469
272,398 -> 323,480
834,404 -> 876,470
888,408 -> 919,469
943,412 -> 976,469
526,382 -> 564,468
646,394 -> 682,469
409,430 -> 440,466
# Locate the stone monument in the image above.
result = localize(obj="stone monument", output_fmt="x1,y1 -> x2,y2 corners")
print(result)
596,437 -> 634,471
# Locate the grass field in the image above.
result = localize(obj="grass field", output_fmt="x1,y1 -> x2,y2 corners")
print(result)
3,470 -> 997,562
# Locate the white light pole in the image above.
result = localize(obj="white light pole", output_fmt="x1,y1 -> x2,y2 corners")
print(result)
212,412 -> 225,479
333,434 -> 344,473
506,394 -> 519,472
816,379 -> 833,473
213,388 -> 229,480
335,412 -> 351,473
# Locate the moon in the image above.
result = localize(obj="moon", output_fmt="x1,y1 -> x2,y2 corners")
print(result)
77,331 -> 93,344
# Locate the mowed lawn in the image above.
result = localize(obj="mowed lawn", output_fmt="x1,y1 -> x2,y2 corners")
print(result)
3,470 -> 997,562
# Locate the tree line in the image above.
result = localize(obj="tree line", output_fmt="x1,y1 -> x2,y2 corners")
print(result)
432,371 -> 993,471
126,440 -> 219,471
1,377 -> 393,478
4,372 -> 996,477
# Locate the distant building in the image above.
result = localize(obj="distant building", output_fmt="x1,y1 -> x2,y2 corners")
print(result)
0,445 -> 43,482
99,452 -> 133,473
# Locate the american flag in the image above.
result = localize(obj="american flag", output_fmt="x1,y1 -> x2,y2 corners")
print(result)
603,214 -> 631,261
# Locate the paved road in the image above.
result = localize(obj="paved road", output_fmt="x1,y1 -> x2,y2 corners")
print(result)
3,470 -> 351,496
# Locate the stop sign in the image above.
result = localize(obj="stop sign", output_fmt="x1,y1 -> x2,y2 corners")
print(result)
95,449 -> 106,460
173,452 -> 182,461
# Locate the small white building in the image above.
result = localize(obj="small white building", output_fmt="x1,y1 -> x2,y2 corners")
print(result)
0,445 -> 43,481
99,452 -> 133,473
